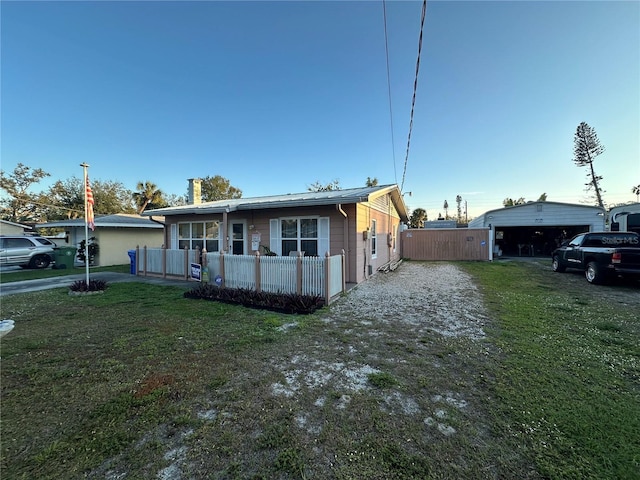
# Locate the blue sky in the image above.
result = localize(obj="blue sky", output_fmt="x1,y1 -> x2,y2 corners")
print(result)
2,0 -> 638,219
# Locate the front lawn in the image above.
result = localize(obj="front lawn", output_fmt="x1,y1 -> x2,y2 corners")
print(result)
1,261 -> 638,479
0,264 -> 129,283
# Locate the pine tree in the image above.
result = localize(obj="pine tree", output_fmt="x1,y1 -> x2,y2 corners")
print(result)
573,122 -> 605,208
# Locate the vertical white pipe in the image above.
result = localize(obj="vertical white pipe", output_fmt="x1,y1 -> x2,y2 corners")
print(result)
80,163 -> 90,286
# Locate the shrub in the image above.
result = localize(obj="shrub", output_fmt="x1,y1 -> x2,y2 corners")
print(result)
184,284 -> 324,314
69,279 -> 108,292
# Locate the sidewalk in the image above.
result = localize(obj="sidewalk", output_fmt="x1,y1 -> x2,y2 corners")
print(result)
0,272 -> 196,297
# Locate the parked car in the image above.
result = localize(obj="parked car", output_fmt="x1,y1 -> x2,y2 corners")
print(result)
551,231 -> 640,284
0,235 -> 57,269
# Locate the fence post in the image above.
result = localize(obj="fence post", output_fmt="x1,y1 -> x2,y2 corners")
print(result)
325,251 -> 331,305
255,251 -> 261,293
183,246 -> 189,280
296,251 -> 303,295
135,245 -> 140,276
341,249 -> 346,293
219,250 -> 225,288
143,246 -> 148,276
162,246 -> 167,278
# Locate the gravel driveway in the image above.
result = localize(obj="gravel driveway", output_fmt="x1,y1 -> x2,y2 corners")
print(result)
261,261 -> 516,478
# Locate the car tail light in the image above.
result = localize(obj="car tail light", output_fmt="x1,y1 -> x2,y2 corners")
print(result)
612,252 -> 622,264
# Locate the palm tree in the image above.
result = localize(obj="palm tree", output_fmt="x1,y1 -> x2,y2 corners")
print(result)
133,181 -> 164,214
409,208 -> 427,228
633,185 -> 640,202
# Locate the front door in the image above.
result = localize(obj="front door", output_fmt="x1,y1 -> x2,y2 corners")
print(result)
230,221 -> 245,255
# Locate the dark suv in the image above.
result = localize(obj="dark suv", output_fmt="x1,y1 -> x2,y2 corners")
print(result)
0,235 -> 57,269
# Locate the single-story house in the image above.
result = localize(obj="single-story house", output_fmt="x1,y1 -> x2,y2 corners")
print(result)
468,201 -> 606,257
609,203 -> 640,234
37,214 -> 165,266
0,220 -> 32,235
142,181 -> 409,285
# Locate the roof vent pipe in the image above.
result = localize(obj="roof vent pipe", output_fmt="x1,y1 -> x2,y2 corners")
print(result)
188,178 -> 202,205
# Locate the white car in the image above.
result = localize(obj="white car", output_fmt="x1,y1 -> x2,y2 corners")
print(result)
0,235 -> 56,269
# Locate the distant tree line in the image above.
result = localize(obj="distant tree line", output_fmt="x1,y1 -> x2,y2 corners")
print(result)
0,164 -> 243,224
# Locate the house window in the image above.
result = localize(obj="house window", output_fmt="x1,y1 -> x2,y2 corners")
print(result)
392,224 -> 396,252
270,217 -> 329,256
178,221 -> 220,251
371,219 -> 377,258
281,218 -> 318,256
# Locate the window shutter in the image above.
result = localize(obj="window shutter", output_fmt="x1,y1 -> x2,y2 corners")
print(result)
269,219 -> 281,255
171,224 -> 178,249
318,217 -> 330,256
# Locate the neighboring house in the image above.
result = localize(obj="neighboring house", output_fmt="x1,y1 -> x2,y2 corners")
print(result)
142,181 -> 409,285
37,214 -> 164,266
469,201 -> 605,257
0,220 -> 33,235
608,203 -> 640,234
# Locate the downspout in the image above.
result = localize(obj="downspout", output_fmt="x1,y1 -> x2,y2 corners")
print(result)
336,204 -> 348,281
149,216 -> 167,247
222,207 -> 229,252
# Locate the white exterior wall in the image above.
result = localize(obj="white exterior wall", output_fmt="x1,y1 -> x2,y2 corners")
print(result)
0,221 -> 31,235
469,202 -> 606,231
608,203 -> 640,231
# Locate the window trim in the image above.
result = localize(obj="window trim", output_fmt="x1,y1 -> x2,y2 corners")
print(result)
371,219 -> 377,259
177,220 -> 221,251
269,216 -> 330,256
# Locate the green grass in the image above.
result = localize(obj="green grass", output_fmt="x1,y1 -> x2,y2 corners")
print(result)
460,261 -> 640,480
1,283 -> 293,479
0,263 -> 129,283
1,261 -> 638,479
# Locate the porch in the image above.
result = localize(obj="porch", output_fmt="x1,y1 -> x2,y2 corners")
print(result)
133,246 -> 346,304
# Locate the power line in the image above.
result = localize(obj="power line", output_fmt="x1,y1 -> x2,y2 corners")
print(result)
382,0 -> 397,185
400,0 -> 427,193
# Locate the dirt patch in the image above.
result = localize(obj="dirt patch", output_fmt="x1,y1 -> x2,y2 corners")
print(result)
95,262 -> 545,479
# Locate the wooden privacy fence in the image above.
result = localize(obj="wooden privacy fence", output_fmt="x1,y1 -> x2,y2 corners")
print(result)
400,228 -> 491,261
134,246 -> 346,304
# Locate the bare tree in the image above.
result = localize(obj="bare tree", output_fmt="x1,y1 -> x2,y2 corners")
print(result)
0,163 -> 51,222
573,122 -> 605,208
443,200 -> 449,219
308,180 -> 341,192
633,185 -> 640,202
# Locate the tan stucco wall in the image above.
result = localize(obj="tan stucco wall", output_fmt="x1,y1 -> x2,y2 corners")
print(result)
66,227 -> 164,266
97,229 -> 164,266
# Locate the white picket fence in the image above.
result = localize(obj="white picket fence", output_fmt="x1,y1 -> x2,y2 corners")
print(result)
134,247 -> 345,304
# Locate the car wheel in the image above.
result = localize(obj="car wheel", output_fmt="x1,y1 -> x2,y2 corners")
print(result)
29,255 -> 51,269
552,256 -> 565,273
585,261 -> 603,284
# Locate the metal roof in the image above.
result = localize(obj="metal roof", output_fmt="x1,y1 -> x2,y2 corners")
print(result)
37,214 -> 164,229
477,201 -> 606,217
141,184 -> 409,221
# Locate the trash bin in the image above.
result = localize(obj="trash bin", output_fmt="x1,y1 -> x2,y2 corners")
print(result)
53,246 -> 77,269
127,250 -> 137,275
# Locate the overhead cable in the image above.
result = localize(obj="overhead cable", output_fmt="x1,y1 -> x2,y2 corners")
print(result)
382,0 -> 397,185
400,0 -> 427,193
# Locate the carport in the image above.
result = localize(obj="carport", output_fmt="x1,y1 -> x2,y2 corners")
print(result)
468,201 -> 606,257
